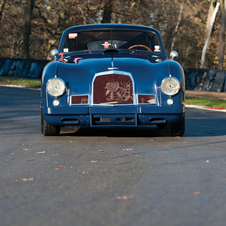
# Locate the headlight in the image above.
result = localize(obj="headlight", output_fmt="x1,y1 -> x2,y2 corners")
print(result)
46,78 -> 66,97
161,77 -> 180,96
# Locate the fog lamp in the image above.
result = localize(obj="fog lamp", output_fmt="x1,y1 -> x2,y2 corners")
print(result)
167,98 -> 174,105
53,99 -> 60,107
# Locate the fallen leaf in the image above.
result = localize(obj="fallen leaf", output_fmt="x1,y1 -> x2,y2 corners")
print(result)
116,196 -> 133,200
19,149 -> 29,151
206,160 -> 211,163
82,171 -> 88,174
37,151 -> 46,154
20,178 -> 33,181
52,154 -> 57,156
55,168 -> 60,170
128,154 -> 138,156
60,165 -> 73,169
91,161 -> 97,163
69,141 -> 77,143
193,191 -> 200,195
27,144 -> 33,146
53,161 -> 58,163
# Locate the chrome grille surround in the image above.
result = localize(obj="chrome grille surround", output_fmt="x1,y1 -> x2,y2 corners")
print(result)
91,71 -> 136,106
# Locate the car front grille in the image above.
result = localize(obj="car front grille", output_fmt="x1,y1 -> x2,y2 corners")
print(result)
92,71 -> 135,105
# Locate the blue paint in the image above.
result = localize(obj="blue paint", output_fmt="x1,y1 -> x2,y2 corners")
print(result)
41,24 -> 185,129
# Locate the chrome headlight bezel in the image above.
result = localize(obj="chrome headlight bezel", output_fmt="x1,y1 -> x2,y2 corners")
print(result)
161,77 -> 180,96
46,78 -> 66,97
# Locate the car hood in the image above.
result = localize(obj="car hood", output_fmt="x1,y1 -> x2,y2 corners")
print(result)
43,52 -> 182,95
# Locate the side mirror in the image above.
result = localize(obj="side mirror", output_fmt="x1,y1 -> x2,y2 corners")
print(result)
170,51 -> 178,60
50,49 -> 59,60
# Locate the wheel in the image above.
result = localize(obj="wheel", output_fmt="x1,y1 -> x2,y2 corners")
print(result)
41,108 -> 60,136
165,114 -> 185,137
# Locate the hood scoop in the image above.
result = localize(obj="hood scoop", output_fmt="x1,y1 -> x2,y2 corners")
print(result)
104,49 -> 120,54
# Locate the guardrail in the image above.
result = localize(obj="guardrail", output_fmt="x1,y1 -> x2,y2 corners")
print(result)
0,58 -> 49,79
185,68 -> 226,92
0,58 -> 225,92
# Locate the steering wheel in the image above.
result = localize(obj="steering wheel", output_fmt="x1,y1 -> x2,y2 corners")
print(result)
128,45 -> 152,52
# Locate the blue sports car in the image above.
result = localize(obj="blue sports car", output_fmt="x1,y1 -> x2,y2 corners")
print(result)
41,24 -> 185,136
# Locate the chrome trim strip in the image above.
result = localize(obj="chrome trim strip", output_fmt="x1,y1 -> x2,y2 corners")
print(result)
108,67 -> 118,70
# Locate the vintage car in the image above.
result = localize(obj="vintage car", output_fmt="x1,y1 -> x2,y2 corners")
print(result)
41,24 -> 185,136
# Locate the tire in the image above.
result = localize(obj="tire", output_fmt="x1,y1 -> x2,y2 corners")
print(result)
41,108 -> 60,136
165,114 -> 185,137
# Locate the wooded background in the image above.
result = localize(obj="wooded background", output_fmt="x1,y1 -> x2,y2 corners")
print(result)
0,0 -> 226,69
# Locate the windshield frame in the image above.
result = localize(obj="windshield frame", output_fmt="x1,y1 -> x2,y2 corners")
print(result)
58,24 -> 167,60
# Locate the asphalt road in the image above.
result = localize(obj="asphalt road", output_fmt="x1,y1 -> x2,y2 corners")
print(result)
1,86 -> 226,226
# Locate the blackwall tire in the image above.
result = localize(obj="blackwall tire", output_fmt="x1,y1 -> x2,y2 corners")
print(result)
41,108 -> 60,136
165,114 -> 185,137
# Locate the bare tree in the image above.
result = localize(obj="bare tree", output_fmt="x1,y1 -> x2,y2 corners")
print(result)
200,0 -> 220,68
21,0 -> 35,58
0,0 -> 7,24
218,0 -> 226,69
101,0 -> 113,23
0,0 -> 223,68
171,0 -> 184,51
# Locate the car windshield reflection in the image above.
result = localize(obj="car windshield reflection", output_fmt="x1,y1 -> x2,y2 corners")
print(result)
61,30 -> 162,54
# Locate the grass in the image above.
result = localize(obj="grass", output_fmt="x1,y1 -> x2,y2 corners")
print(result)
1,77 -> 226,109
185,97 -> 226,109
0,77 -> 41,88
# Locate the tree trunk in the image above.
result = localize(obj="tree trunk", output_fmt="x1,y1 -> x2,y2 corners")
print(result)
171,2 -> 183,51
0,0 -> 6,25
206,0 -> 215,36
101,0 -> 113,23
200,0 -> 220,69
218,0 -> 226,69
21,0 -> 35,59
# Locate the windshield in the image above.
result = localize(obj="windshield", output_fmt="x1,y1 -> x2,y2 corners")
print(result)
61,30 -> 161,53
